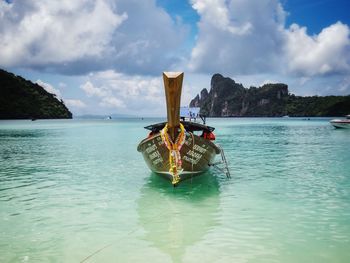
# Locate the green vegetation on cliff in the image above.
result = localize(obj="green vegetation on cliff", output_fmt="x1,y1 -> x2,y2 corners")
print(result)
286,95 -> 350,117
190,74 -> 350,117
0,69 -> 72,119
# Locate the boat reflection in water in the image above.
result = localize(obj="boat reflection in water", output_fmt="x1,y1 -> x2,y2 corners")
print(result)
137,172 -> 221,262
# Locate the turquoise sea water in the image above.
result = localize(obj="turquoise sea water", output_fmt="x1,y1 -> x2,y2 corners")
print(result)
0,118 -> 349,263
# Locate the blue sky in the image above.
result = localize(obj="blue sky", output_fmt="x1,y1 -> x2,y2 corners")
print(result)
0,0 -> 349,116
284,0 -> 350,33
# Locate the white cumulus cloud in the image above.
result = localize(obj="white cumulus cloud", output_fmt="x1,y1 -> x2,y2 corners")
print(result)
0,0 -> 188,75
65,99 -> 86,108
189,0 -> 286,75
191,0 -> 252,35
0,0 -> 127,68
188,0 -> 350,79
78,70 -> 196,115
99,97 -> 125,109
80,81 -> 109,98
285,22 -> 350,76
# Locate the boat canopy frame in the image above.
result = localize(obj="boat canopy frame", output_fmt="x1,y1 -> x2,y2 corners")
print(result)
144,121 -> 215,133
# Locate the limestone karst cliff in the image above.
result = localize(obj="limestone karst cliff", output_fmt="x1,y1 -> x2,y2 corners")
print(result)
190,74 -> 350,117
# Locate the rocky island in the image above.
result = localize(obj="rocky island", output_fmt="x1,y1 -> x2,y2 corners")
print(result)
0,69 -> 72,119
190,74 -> 350,117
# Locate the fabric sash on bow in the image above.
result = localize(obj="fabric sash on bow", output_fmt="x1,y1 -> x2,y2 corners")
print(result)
160,123 -> 186,185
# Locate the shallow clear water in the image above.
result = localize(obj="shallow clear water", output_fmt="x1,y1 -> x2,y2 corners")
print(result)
0,118 -> 349,263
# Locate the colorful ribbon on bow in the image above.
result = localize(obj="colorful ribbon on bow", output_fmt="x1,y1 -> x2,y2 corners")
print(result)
160,123 -> 186,185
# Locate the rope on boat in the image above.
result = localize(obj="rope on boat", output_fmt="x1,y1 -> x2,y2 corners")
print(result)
80,243 -> 113,262
189,131 -> 195,183
79,209 -> 174,262
79,222 -> 150,263
160,123 -> 186,185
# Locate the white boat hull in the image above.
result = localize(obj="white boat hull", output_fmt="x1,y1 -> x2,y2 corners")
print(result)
330,120 -> 350,129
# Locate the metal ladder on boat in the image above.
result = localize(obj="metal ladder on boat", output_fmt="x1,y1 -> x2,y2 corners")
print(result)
210,144 -> 231,178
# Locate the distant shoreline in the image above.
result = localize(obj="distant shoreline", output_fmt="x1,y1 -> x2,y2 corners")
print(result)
0,116 -> 342,121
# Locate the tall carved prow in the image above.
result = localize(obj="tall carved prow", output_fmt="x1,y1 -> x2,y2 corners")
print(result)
163,72 -> 184,141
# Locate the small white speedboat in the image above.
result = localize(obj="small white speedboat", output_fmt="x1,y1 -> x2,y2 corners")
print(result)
330,115 -> 350,129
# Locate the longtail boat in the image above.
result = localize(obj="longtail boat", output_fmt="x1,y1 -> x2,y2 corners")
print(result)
137,72 -> 221,185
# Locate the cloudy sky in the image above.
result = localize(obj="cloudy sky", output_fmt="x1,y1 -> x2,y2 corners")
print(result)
1,0 -> 349,116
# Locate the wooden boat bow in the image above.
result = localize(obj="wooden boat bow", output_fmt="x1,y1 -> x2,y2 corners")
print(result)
137,72 -> 224,185
163,72 -> 184,141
